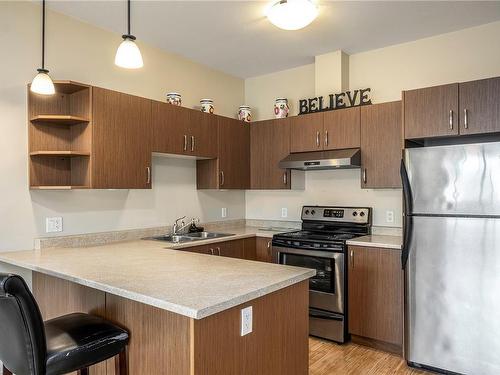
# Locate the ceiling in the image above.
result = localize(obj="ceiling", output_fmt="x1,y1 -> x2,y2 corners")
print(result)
47,1 -> 500,78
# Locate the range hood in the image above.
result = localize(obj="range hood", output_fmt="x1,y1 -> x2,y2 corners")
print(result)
279,149 -> 361,171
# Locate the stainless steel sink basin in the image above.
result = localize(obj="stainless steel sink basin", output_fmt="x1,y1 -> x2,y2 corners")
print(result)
184,232 -> 233,239
144,232 -> 234,243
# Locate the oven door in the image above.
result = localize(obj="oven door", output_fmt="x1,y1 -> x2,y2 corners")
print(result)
275,246 -> 345,314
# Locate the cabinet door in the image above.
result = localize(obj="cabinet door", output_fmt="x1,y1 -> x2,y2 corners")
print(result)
255,237 -> 273,263
250,119 -> 290,189
348,246 -> 403,347
459,77 -> 500,136
152,101 -> 190,155
217,239 -> 245,259
323,107 -> 360,150
218,117 -> 250,189
92,87 -> 152,189
184,244 -> 212,255
361,102 -> 402,189
404,83 -> 459,139
189,111 -> 218,158
290,112 -> 323,153
243,237 -> 257,261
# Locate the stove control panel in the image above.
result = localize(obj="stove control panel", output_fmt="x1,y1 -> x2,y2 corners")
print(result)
301,206 -> 371,224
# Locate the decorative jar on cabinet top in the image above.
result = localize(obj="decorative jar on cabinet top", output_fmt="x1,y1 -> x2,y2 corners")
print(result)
166,92 -> 182,106
200,99 -> 214,114
274,98 -> 289,118
238,105 -> 252,122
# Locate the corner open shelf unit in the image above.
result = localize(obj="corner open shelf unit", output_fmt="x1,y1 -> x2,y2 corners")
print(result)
28,80 -> 92,190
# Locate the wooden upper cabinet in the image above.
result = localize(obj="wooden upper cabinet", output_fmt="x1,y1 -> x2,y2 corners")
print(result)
404,83 -> 459,139
250,118 -> 290,189
361,102 -> 402,189
217,117 -> 250,189
152,101 -> 190,155
290,112 -> 323,153
323,107 -> 360,150
459,77 -> 500,136
348,246 -> 403,352
92,87 -> 152,189
189,111 -> 218,158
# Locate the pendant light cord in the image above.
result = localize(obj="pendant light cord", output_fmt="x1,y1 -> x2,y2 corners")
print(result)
41,0 -> 46,69
127,0 -> 131,36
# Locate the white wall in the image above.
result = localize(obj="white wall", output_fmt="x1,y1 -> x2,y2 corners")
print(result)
245,20 -> 500,228
0,2 -> 245,251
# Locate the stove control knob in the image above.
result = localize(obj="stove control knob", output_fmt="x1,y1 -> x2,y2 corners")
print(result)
305,209 -> 310,215
352,211 -> 358,217
311,210 -> 316,215
360,211 -> 365,217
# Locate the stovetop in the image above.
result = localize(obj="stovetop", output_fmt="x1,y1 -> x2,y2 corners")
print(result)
274,230 -> 361,242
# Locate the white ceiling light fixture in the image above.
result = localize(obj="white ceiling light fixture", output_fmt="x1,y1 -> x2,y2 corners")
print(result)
266,0 -> 319,31
115,0 -> 143,69
31,0 -> 55,95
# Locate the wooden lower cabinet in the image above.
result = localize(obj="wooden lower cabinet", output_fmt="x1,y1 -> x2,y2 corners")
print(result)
33,273 -> 309,375
348,245 -> 403,354
184,244 -> 212,255
183,238 -> 256,260
256,237 -> 273,263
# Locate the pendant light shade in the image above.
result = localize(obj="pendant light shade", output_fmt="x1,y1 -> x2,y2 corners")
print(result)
266,0 -> 319,31
115,0 -> 143,69
31,0 -> 55,95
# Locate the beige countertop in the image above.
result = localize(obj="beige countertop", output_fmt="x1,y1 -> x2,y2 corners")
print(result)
346,235 -> 402,250
0,236 -> 313,320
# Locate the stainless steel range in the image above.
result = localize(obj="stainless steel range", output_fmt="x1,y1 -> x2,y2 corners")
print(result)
272,205 -> 372,343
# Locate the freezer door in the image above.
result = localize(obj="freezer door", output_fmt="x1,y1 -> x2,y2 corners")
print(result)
404,142 -> 500,215
406,216 -> 500,374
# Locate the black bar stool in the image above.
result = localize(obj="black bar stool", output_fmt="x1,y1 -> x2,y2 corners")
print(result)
0,274 -> 129,375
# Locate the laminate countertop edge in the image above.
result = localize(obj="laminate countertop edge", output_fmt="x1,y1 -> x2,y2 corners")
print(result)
346,235 -> 402,250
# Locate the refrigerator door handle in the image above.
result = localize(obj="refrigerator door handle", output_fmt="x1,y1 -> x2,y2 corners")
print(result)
400,159 -> 414,269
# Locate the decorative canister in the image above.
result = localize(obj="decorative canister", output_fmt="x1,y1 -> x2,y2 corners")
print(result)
274,98 -> 289,118
166,92 -> 182,106
238,105 -> 252,122
200,99 -> 214,114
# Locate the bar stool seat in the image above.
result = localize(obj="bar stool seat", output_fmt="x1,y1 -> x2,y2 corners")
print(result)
45,313 -> 128,375
0,274 -> 129,375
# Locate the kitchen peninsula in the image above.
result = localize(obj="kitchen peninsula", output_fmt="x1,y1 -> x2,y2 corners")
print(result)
0,238 -> 314,375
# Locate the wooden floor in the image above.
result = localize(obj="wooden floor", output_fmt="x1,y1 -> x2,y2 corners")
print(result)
310,338 -> 430,374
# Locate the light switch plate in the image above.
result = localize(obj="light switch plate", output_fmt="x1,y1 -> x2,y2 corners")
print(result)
386,210 -> 395,224
221,207 -> 227,218
241,306 -> 253,336
46,217 -> 63,233
281,208 -> 288,218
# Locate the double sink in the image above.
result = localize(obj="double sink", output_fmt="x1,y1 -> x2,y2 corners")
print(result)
147,232 -> 234,244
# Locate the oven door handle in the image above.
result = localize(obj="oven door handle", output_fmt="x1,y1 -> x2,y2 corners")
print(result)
274,246 -> 340,259
309,311 -> 344,321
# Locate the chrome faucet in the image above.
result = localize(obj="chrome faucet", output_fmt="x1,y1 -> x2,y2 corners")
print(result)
172,216 -> 200,235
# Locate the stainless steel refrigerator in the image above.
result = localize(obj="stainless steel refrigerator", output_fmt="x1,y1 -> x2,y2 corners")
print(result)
401,142 -> 500,375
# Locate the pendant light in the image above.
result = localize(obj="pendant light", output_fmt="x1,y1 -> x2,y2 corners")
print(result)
31,0 -> 55,95
115,0 -> 143,69
266,0 -> 319,31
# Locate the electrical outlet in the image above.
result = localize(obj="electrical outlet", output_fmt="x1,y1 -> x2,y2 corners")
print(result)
241,306 -> 253,336
386,210 -> 395,224
46,217 -> 63,233
281,208 -> 288,218
221,207 -> 227,218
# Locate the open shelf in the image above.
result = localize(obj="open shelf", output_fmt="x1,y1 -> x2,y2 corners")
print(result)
30,115 -> 89,125
30,185 -> 90,190
30,151 -> 91,157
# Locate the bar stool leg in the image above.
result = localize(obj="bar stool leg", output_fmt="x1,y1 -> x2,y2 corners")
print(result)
114,348 -> 128,375
77,368 -> 89,375
3,365 -> 13,375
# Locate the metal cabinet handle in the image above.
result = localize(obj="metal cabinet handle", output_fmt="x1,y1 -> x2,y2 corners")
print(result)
283,172 -> 287,185
183,135 -> 188,151
449,110 -> 453,130
191,135 -> 195,151
316,131 -> 320,147
220,171 -> 225,186
324,130 -> 328,147
147,167 -> 151,184
363,168 -> 367,184
350,249 -> 354,268
464,109 -> 468,129
216,246 -> 221,256
210,248 -> 214,255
